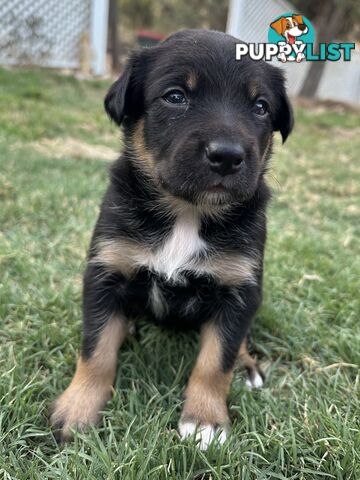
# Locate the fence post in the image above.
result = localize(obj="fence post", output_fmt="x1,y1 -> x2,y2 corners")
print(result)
90,0 -> 109,75
226,0 -> 246,37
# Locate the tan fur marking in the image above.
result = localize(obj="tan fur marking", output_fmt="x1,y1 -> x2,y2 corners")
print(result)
238,337 -> 257,371
159,192 -> 232,220
130,119 -> 155,177
92,237 -> 258,286
180,323 -> 232,426
50,316 -> 126,440
186,71 -> 198,90
248,80 -> 259,99
201,253 -> 259,286
90,238 -> 143,277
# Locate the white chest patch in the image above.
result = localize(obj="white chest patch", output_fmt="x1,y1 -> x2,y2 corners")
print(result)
93,206 -> 258,287
149,208 -> 207,282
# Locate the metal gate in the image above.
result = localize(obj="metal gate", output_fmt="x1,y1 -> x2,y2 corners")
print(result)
0,0 -> 109,75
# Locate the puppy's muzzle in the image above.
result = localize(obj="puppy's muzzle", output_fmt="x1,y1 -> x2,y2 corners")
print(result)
205,141 -> 245,177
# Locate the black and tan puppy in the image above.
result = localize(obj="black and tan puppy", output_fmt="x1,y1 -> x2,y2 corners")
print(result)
50,29 -> 293,449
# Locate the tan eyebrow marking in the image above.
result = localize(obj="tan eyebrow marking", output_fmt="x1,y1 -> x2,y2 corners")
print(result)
248,80 -> 259,99
186,71 -> 198,90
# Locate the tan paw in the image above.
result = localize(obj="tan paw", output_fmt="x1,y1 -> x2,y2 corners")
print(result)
50,382 -> 111,442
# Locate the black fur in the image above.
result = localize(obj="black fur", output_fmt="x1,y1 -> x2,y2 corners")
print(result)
84,29 -> 293,372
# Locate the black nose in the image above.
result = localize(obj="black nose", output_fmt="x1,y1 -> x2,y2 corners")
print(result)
205,141 -> 245,176
298,23 -> 307,31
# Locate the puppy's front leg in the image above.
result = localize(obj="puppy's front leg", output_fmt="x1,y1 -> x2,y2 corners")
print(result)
179,285 -> 261,449
50,264 -> 127,442
179,322 -> 232,450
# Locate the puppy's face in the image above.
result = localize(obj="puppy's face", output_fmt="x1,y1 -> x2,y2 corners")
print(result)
105,30 -> 293,206
271,16 -> 308,43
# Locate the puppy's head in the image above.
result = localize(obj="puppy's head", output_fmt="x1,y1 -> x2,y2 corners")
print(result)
105,29 -> 293,206
270,15 -> 308,42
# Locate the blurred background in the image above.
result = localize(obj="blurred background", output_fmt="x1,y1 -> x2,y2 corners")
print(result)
0,0 -> 359,104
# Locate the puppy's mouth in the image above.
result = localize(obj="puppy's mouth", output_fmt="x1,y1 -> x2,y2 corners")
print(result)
158,173 -> 247,207
198,182 -> 238,206
287,33 -> 296,44
205,184 -> 228,194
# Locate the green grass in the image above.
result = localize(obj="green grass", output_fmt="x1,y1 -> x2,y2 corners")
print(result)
0,66 -> 359,480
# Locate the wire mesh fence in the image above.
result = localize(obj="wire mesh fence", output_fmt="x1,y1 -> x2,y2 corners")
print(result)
0,0 -> 91,69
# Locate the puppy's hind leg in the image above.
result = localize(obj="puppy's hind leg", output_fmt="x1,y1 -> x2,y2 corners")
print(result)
238,337 -> 265,389
50,264 -> 127,442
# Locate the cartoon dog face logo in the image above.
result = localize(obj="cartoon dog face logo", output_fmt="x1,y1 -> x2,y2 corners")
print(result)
270,14 -> 308,62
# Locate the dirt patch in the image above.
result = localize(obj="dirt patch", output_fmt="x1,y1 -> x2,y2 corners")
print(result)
294,96 -> 360,114
331,127 -> 360,139
30,137 -> 117,161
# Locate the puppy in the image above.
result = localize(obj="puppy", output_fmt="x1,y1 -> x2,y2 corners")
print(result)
50,29 -> 293,449
270,14 -> 308,63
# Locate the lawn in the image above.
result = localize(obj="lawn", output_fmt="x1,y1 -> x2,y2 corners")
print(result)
0,66 -> 359,480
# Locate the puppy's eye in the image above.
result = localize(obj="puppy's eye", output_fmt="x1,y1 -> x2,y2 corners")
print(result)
163,89 -> 187,105
253,99 -> 269,116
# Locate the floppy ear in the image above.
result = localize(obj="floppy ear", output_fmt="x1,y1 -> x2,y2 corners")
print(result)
270,17 -> 286,36
104,50 -> 147,126
104,62 -> 132,125
274,91 -> 294,143
293,14 -> 304,25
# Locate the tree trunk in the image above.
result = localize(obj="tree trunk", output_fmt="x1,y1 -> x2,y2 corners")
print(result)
108,0 -> 120,73
299,3 -> 345,98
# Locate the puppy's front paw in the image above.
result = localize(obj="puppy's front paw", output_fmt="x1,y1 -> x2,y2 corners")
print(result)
50,382 -> 111,443
179,418 -> 228,450
178,392 -> 230,450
